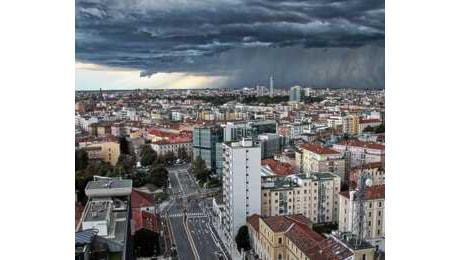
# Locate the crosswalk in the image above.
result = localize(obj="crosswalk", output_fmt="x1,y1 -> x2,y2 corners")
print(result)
169,212 -> 206,218
162,211 -> 207,218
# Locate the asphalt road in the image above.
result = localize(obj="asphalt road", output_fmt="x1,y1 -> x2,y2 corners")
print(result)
162,164 -> 229,260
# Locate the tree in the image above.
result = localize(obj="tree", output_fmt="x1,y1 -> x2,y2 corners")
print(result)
116,154 -> 136,173
140,144 -> 157,167
134,229 -> 161,257
235,225 -> 251,253
75,149 -> 89,171
148,166 -> 169,188
191,156 -> 211,185
363,125 -> 375,133
375,123 -> 385,133
119,136 -> 131,155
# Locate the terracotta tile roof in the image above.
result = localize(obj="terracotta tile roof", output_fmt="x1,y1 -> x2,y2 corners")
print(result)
286,224 -> 323,254
340,184 -> 385,200
75,202 -> 84,229
131,189 -> 155,209
247,214 -> 260,232
152,136 -> 191,145
301,143 -> 340,155
263,216 -> 295,233
305,237 -> 353,260
365,184 -> 385,200
335,139 -> 385,150
261,159 -> 294,176
359,118 -> 382,124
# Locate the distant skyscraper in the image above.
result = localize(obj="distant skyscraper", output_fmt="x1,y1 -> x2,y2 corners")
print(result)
289,85 -> 305,102
269,74 -> 274,98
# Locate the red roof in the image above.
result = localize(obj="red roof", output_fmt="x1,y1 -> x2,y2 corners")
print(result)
340,184 -> 385,200
131,190 -> 156,209
75,202 -> 84,228
336,139 -> 385,150
359,118 -> 382,124
153,136 -> 191,145
133,210 -> 160,233
301,143 -> 340,155
261,159 -> 294,176
247,214 -> 260,232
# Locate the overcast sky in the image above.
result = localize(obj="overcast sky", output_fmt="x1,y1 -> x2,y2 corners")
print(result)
76,0 -> 384,90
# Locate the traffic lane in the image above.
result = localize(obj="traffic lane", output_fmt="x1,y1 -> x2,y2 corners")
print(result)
169,216 -> 195,260
188,217 -> 222,260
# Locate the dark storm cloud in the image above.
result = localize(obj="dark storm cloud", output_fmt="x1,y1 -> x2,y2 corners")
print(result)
76,0 -> 385,88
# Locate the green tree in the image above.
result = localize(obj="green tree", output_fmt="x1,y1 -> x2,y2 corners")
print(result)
191,156 -> 211,184
119,136 -> 131,155
75,149 -> 89,171
363,125 -> 375,133
148,166 -> 169,188
375,123 -> 385,133
235,225 -> 251,253
140,144 -> 157,167
117,154 -> 136,173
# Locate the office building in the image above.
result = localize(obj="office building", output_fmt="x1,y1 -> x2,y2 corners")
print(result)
222,138 -> 261,243
223,120 -> 277,142
76,177 -> 133,260
192,126 -> 224,174
259,133 -> 287,159
289,86 -> 305,102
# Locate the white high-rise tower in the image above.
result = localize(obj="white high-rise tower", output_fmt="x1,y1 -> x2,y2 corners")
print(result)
269,74 -> 274,98
222,138 -> 261,243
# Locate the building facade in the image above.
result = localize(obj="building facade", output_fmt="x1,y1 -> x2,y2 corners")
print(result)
261,173 -> 341,224
222,138 -> 261,242
80,141 -> 120,166
192,126 -> 224,174
298,143 -> 346,180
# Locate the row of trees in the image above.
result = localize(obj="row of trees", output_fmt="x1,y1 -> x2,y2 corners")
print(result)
191,156 -> 212,186
363,123 -> 385,133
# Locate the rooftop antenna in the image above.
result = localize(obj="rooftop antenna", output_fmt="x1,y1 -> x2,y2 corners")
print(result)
352,150 -> 372,248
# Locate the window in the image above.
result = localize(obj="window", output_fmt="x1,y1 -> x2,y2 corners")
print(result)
369,212 -> 372,217
369,202 -> 372,208
379,201 -> 382,207
378,211 -> 381,217
278,237 -> 282,244
378,220 -> 381,226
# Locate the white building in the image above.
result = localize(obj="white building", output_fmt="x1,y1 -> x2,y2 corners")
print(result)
222,138 -> 261,242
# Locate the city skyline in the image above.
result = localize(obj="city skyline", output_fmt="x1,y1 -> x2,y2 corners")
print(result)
76,0 -> 384,90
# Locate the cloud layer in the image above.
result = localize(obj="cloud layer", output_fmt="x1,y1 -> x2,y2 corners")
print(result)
76,0 -> 385,88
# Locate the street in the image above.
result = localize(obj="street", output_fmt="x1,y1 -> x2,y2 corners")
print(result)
162,164 -> 230,260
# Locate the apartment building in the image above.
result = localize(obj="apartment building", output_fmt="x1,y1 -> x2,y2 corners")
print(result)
332,140 -> 385,169
261,172 -> 341,224
298,143 -> 345,180
151,137 -> 192,158
339,184 -> 385,250
247,214 -> 375,260
222,138 -> 261,242
342,114 -> 359,135
79,141 -> 120,166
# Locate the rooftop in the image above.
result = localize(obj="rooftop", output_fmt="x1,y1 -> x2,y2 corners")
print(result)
261,159 -> 294,176
301,143 -> 340,155
335,139 -> 385,150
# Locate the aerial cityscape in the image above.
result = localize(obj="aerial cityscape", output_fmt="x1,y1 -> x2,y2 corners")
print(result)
75,1 -> 385,260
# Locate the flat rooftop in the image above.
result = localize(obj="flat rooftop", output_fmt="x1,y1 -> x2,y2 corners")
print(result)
86,179 -> 132,190
84,200 -> 112,222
